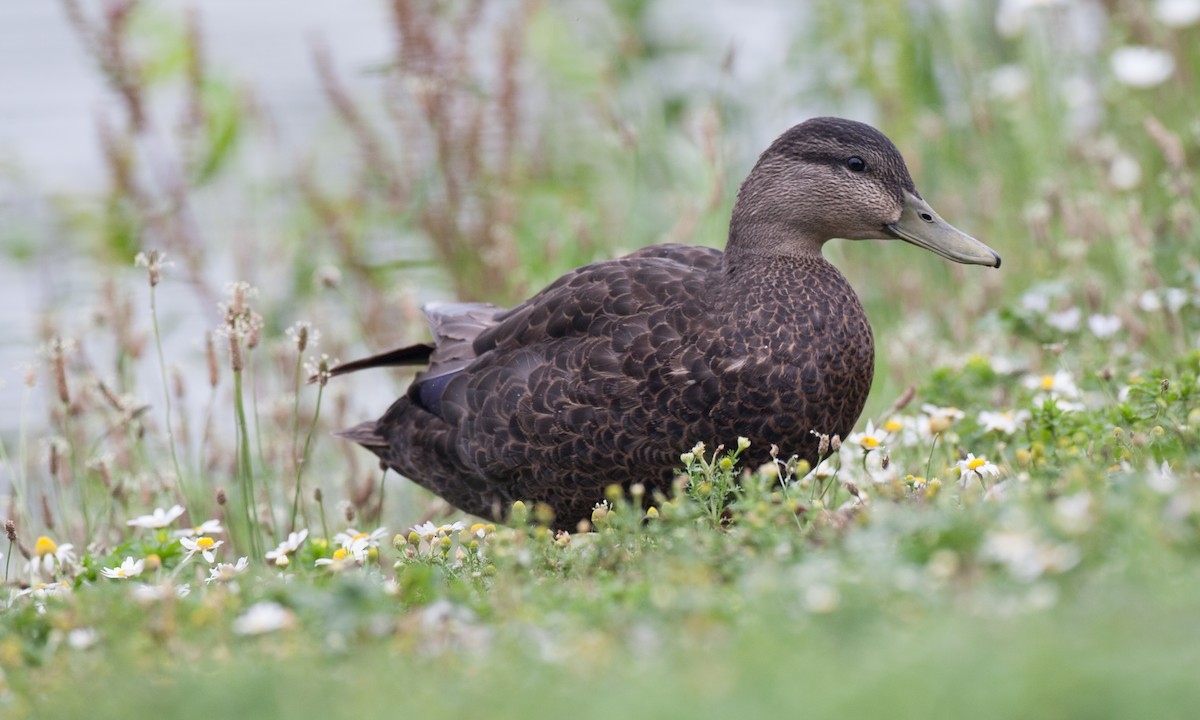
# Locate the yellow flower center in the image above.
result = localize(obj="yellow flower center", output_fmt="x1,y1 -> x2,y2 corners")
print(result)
968,457 -> 987,471
196,537 -> 215,550
332,548 -> 347,561
884,420 -> 903,433
34,536 -> 58,557
115,568 -> 128,578
861,436 -> 880,449
1041,375 -> 1055,389
352,532 -> 367,542
470,523 -> 486,535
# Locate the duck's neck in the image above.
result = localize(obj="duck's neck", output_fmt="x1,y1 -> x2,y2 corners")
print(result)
723,218 -> 829,269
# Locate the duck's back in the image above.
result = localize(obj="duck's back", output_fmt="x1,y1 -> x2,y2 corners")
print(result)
345,244 -> 873,528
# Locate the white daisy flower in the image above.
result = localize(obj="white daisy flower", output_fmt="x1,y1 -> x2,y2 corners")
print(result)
100,557 -> 145,579
180,536 -> 223,563
265,529 -> 309,565
956,453 -> 1001,486
127,505 -> 186,529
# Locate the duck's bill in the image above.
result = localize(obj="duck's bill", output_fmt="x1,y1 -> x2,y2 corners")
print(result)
886,191 -> 1001,268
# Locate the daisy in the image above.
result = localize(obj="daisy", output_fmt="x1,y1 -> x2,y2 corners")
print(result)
131,582 -> 190,604
29,535 -> 75,578
978,409 -> 1031,435
16,580 -> 72,602
101,557 -> 145,579
333,526 -> 388,551
411,521 -> 465,542
180,536 -> 223,563
265,529 -> 309,566
127,505 -> 186,529
318,535 -> 372,567
846,419 -> 887,452
921,404 -> 965,436
956,453 -> 1001,486
206,557 -> 250,584
172,519 -> 224,539
1024,370 -> 1082,407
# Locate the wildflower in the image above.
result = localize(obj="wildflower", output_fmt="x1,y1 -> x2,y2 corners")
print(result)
956,453 -> 1001,486
232,601 -> 296,635
981,529 -> 1080,582
304,354 -> 338,386
847,419 -> 887,452
1024,370 -> 1082,409
1111,46 -> 1175,88
285,321 -> 320,353
217,281 -> 264,371
29,535 -> 75,578
333,526 -> 388,552
16,580 -> 72,604
1155,0 -> 1200,27
410,521 -> 464,543
1045,307 -> 1081,332
978,409 -> 1031,435
921,404 -> 965,436
206,557 -> 250,584
131,582 -> 190,604
172,519 -> 224,539
312,537 -> 367,571
265,529 -> 309,565
101,557 -> 145,579
127,504 -> 186,529
314,548 -> 350,568
1086,314 -> 1121,338
133,249 -> 173,286
180,536 -> 223,563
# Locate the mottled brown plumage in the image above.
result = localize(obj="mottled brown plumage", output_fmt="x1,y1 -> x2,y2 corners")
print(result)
334,117 -> 1001,529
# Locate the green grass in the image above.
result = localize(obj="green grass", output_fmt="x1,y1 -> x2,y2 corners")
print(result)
3,1 -> 1200,717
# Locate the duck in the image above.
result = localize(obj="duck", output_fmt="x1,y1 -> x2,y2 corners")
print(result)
331,117 -> 1000,529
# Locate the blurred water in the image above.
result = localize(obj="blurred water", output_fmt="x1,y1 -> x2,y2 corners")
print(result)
0,1 -> 394,435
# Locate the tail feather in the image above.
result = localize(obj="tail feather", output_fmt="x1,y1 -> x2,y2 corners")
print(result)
317,343 -> 435,383
334,420 -> 389,450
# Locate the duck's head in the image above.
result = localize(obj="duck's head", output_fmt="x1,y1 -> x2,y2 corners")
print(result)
729,116 -> 1001,268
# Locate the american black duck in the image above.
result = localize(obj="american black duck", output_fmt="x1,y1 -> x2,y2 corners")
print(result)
332,117 -> 1000,529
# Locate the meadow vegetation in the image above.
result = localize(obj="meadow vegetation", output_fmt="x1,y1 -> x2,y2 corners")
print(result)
2,0 -> 1200,717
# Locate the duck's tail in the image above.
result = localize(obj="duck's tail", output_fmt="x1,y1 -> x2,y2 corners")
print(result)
334,420 -> 389,450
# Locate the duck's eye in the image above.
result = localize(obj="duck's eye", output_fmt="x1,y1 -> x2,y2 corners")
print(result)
846,156 -> 867,172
